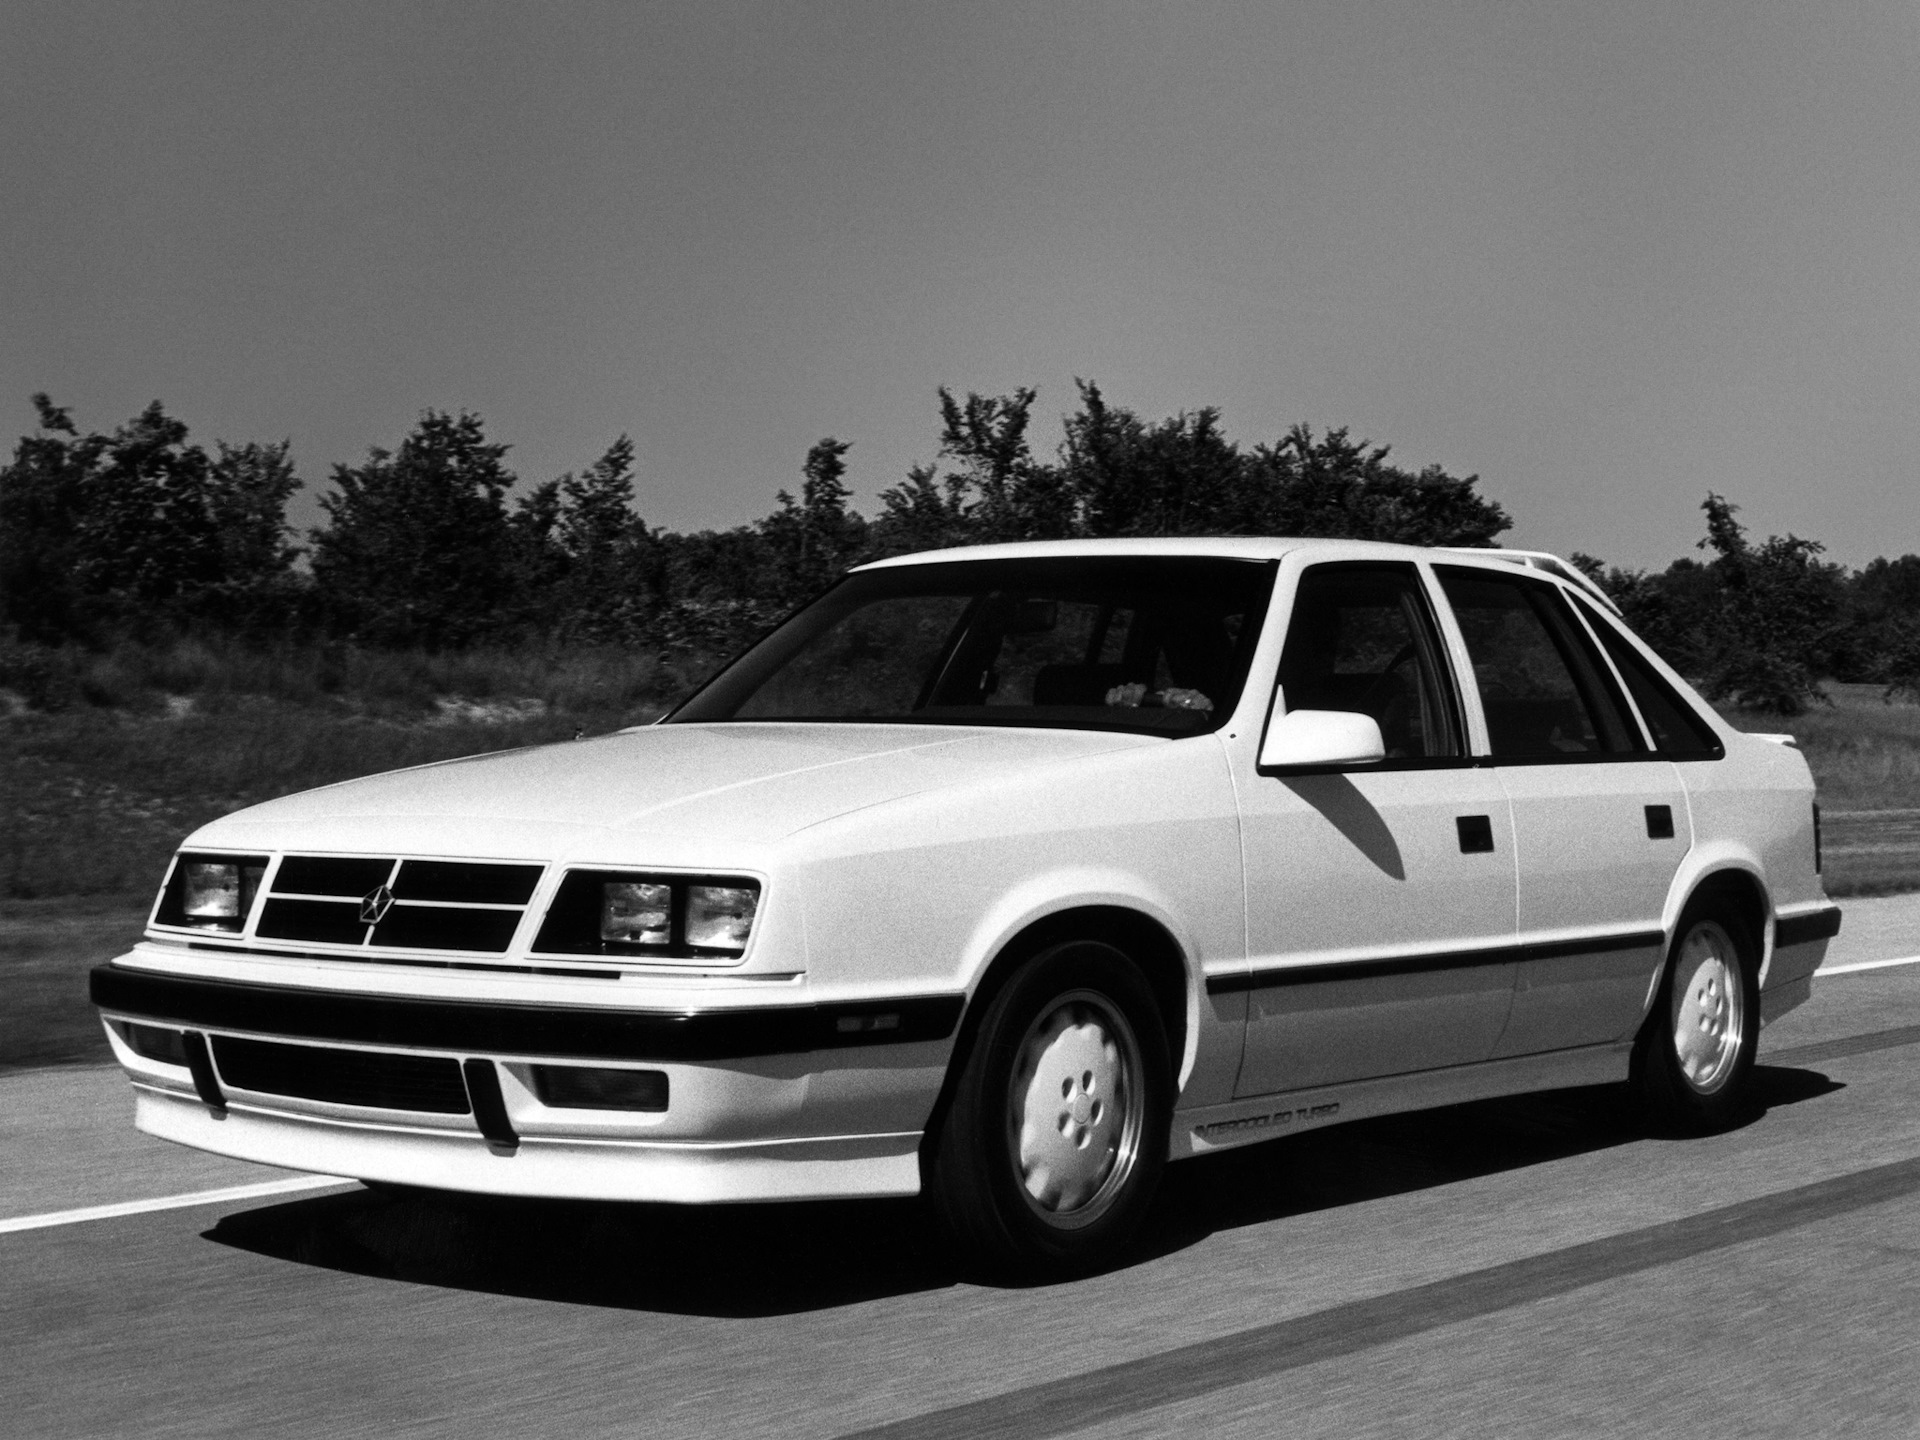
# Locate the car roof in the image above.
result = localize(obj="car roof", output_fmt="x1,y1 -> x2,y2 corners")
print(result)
858,536 -> 1408,568
855,536 -> 1601,588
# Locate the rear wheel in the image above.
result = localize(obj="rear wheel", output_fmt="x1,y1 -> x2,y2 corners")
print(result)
927,940 -> 1171,1278
1632,899 -> 1758,1133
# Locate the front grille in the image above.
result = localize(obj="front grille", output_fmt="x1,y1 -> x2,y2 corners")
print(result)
392,861 -> 541,905
212,1036 -> 471,1113
274,856 -> 392,897
374,905 -> 521,952
258,898 -> 369,946
256,856 -> 544,954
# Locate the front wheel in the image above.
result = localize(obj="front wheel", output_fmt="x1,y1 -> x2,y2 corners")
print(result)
926,940 -> 1171,1279
1631,900 -> 1759,1133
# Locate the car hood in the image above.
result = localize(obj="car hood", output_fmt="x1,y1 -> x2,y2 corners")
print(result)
187,722 -> 1162,861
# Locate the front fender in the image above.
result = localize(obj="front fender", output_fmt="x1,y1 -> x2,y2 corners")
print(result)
953,867 -> 1211,1089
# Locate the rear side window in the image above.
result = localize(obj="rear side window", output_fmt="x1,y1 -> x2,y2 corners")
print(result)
1278,563 -> 1462,759
1435,566 -> 1640,759
1570,595 -> 1724,759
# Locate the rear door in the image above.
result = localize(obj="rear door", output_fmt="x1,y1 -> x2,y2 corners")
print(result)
1231,560 -> 1519,1098
1433,565 -> 1687,1056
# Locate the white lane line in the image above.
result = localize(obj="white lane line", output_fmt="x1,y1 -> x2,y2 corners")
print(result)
1820,954 -> 1920,978
0,1174 -> 354,1236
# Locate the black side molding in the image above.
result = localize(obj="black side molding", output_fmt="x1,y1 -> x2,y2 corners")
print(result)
1209,929 -> 1666,996
91,965 -> 963,1063
1775,907 -> 1843,947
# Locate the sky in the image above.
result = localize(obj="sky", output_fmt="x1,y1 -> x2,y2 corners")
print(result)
4,0 -> 1917,571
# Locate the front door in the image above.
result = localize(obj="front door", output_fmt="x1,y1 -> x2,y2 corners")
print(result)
1233,562 -> 1519,1099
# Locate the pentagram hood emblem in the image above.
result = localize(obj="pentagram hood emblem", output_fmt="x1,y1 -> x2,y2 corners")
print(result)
359,885 -> 395,924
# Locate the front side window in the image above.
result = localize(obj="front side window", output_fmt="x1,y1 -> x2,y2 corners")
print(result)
1436,566 -> 1640,759
668,556 -> 1276,736
1277,563 -> 1462,759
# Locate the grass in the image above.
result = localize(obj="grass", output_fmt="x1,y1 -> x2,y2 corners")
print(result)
0,632 -> 714,717
1719,683 -> 1920,813
1717,684 -> 1920,898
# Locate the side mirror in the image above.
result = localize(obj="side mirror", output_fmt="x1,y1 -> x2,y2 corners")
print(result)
1259,708 -> 1386,770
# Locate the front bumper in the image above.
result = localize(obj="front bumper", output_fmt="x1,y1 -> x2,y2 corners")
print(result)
93,962 -> 961,1203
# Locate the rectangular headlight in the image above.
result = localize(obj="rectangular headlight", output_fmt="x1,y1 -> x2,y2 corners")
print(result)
600,881 -> 672,946
155,853 -> 267,933
686,884 -> 758,951
532,871 -> 762,958
184,862 -> 242,922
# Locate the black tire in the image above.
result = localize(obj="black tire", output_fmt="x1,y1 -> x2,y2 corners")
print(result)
926,939 -> 1172,1279
1631,897 -> 1760,1134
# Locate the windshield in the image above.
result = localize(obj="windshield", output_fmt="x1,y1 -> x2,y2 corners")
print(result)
666,555 -> 1277,736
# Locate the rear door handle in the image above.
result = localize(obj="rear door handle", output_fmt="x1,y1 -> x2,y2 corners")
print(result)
1646,805 -> 1675,839
1456,815 -> 1495,853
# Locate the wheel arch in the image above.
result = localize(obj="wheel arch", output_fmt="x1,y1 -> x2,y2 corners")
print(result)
1658,858 -> 1772,1016
1632,865 -> 1769,1130
1684,869 -> 1770,950
918,903 -> 1192,1186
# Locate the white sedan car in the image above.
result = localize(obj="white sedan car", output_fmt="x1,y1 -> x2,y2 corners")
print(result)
93,538 -> 1840,1274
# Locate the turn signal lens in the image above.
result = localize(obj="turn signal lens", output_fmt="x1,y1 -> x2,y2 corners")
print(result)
117,1022 -> 190,1067
529,1065 -> 669,1112
600,881 -> 672,945
687,884 -> 758,951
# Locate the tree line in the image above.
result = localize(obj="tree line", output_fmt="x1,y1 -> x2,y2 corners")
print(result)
0,383 -> 1904,713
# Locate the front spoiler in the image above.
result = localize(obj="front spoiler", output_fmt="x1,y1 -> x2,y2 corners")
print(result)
91,963 -> 963,1062
95,962 -> 957,1201
129,1081 -> 924,1203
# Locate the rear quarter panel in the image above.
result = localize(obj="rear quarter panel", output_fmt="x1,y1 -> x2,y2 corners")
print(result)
1674,732 -> 1825,998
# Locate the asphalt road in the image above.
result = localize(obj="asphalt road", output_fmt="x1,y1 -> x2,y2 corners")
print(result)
7,902 -> 1920,1439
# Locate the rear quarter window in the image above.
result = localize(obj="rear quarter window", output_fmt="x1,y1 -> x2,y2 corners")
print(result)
1570,595 -> 1725,759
